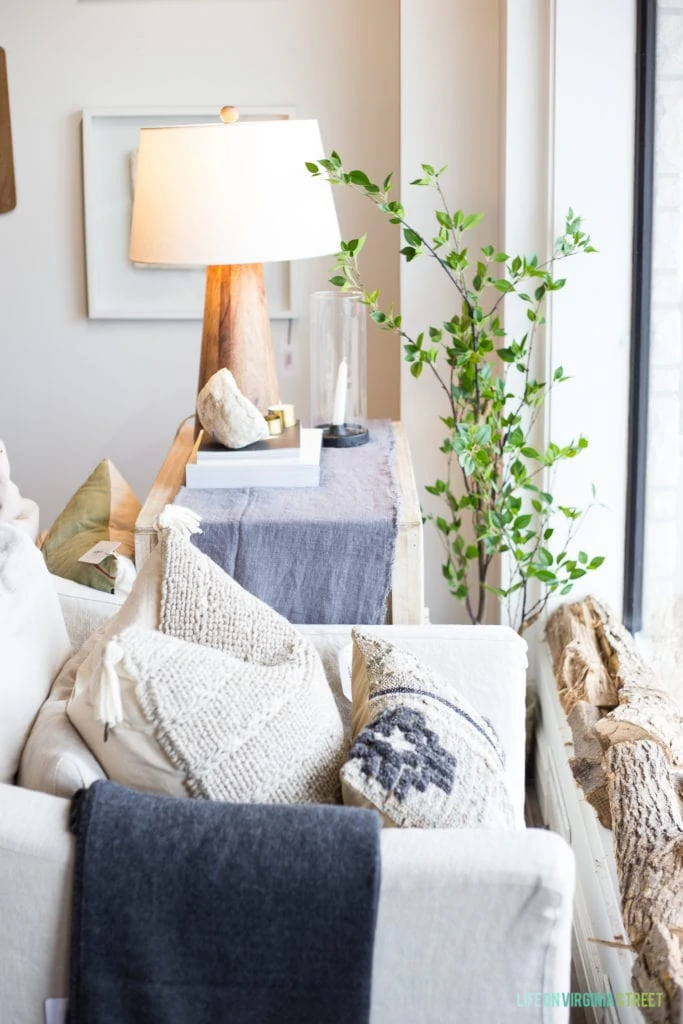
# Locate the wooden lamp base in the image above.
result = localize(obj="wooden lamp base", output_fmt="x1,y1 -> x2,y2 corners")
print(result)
196,263 -> 280,433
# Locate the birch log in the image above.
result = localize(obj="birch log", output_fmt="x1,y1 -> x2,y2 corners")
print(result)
593,597 -> 683,764
547,598 -> 683,1020
632,923 -> 683,1024
568,701 -> 612,829
546,602 -> 618,713
547,598 -> 683,767
588,596 -> 652,692
597,691 -> 683,767
607,740 -> 683,1021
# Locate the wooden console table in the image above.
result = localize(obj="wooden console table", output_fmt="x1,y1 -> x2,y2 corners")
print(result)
135,419 -> 424,625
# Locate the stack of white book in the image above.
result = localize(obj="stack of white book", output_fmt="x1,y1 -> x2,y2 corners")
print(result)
185,423 -> 323,489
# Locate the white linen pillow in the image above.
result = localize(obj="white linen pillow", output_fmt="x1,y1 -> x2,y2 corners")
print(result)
341,630 -> 518,830
66,544 -> 174,784
18,629 -> 107,798
70,542 -> 163,690
0,524 -> 71,783
113,554 -> 136,598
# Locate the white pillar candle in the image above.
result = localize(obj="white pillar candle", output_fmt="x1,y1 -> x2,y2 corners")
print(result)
331,358 -> 348,426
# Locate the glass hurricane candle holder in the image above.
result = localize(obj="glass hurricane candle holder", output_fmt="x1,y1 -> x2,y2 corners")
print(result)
309,290 -> 369,447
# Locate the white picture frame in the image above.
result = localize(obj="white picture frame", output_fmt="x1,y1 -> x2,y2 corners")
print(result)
81,106 -> 295,320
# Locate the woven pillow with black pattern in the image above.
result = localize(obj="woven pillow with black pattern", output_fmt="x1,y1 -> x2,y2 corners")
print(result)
341,630 -> 517,829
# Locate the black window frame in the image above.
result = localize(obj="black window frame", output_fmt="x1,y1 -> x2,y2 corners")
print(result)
624,0 -> 657,633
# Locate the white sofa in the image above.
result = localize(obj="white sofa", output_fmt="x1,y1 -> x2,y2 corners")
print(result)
0,524 -> 575,1024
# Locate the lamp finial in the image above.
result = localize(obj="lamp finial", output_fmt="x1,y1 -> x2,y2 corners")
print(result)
219,106 -> 240,125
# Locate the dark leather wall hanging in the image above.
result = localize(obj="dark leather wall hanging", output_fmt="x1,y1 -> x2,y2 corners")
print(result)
0,48 -> 16,213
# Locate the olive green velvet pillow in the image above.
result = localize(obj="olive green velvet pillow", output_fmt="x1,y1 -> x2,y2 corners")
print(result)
41,460 -> 140,594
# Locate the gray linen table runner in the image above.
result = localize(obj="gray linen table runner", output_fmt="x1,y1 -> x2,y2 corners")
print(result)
174,419 -> 399,624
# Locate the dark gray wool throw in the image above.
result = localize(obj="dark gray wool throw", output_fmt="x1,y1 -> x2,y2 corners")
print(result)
67,781 -> 382,1024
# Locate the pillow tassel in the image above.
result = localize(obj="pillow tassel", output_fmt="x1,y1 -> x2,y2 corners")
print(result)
155,504 -> 202,539
96,639 -> 125,740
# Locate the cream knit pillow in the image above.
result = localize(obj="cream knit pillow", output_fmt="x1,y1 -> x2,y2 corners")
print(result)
87,626 -> 344,803
67,510 -> 345,803
341,630 -> 517,829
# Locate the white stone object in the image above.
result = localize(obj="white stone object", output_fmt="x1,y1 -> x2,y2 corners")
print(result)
196,369 -> 270,449
0,441 -> 24,523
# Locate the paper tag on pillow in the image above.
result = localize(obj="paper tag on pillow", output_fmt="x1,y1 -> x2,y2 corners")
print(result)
45,998 -> 68,1024
78,540 -> 121,565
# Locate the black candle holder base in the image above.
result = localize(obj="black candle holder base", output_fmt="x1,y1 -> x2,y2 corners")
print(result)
319,423 -> 370,448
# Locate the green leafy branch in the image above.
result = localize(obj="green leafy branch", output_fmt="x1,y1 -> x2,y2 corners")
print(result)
308,154 -> 602,633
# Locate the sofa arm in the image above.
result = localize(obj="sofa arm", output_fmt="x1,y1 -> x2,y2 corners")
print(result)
0,785 -> 574,1024
373,827 -> 575,1024
0,784 -> 74,1024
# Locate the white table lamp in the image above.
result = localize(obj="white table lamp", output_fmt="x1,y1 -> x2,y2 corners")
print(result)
129,110 -> 341,417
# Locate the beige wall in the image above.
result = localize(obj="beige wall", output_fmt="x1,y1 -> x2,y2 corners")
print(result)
2,0 -> 636,630
0,0 -> 399,524
400,0 -> 635,627
400,0 -> 504,625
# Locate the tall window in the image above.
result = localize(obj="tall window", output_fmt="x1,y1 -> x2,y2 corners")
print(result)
628,0 -> 683,701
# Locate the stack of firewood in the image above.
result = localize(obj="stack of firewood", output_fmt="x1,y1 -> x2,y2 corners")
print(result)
546,599 -> 683,1023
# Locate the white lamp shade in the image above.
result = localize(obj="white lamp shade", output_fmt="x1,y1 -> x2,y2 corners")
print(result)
129,118 -> 341,267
